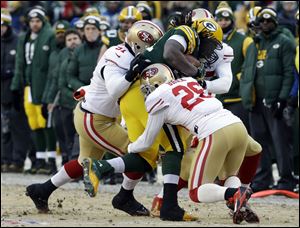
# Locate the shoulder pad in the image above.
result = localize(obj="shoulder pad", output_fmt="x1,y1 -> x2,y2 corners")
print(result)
175,26 -> 197,54
104,44 -> 133,70
145,89 -> 169,114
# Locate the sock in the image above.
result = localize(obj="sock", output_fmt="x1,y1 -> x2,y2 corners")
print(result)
177,177 -> 188,191
122,172 -> 143,190
163,183 -> 178,208
190,183 -> 228,203
238,154 -> 261,185
224,176 -> 241,188
107,157 -> 125,173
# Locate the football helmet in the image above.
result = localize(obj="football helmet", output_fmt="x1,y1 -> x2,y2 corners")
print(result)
126,20 -> 163,54
118,6 -> 143,22
246,6 -> 262,27
191,18 -> 223,45
140,63 -> 174,96
191,8 -> 214,22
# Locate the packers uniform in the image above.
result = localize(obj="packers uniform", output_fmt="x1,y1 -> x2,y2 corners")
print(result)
120,25 -> 199,169
143,25 -> 199,64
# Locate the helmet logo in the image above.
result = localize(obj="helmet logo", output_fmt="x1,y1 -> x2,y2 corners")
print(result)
141,67 -> 158,79
203,21 -> 217,31
137,30 -> 154,44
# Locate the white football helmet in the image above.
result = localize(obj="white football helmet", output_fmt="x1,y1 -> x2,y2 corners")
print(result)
126,20 -> 163,54
140,63 -> 174,97
192,8 -> 214,22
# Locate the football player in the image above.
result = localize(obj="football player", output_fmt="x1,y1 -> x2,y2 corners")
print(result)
130,64 -> 260,224
25,20 -> 161,216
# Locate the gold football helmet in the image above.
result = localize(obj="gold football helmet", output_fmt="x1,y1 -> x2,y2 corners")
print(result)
140,63 -> 174,96
119,6 -> 143,22
191,18 -> 223,44
191,8 -> 214,22
246,6 -> 262,26
126,20 -> 163,54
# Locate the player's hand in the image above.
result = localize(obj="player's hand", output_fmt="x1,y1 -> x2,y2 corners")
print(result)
125,54 -> 151,82
192,62 -> 206,81
198,79 -> 207,89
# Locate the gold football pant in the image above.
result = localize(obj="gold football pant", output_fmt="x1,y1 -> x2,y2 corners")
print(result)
120,80 -> 190,169
73,102 -> 129,164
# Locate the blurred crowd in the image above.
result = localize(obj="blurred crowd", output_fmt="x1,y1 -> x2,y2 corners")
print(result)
1,1 -> 299,192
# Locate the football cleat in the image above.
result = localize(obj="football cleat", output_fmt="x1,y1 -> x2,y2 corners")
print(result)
226,198 -> 260,223
82,158 -> 100,197
112,193 -> 150,216
160,204 -> 199,221
150,195 -> 163,217
26,184 -> 49,213
232,187 -> 253,224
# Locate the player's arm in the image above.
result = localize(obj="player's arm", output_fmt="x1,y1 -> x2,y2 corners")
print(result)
104,63 -> 132,99
164,39 -> 198,76
206,61 -> 233,94
128,109 -> 166,153
205,45 -> 234,94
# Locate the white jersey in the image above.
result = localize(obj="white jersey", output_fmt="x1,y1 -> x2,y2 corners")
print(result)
202,42 -> 234,94
128,77 -> 241,153
81,44 -> 134,117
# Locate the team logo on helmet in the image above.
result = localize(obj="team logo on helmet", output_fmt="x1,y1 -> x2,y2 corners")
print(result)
137,30 -> 154,44
141,67 -> 158,79
203,21 -> 217,31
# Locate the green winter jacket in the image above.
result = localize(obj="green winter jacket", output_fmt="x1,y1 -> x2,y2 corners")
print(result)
11,21 -> 56,104
58,48 -> 77,109
240,27 -> 296,110
42,43 -> 65,104
66,40 -> 102,91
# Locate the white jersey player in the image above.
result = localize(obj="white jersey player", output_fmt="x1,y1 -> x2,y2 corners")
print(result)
128,66 -> 240,153
202,42 -> 234,95
128,63 -> 260,224
25,20 -> 163,216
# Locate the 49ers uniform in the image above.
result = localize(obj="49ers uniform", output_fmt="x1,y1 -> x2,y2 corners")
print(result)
74,43 -> 135,163
120,25 -> 199,169
202,42 -> 234,95
128,77 -> 256,190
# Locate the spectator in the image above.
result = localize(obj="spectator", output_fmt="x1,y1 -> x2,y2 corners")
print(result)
240,7 -> 297,192
67,15 -> 104,92
100,1 -> 123,29
42,20 -> 70,167
55,29 -> 82,165
1,8 -> 35,173
214,1 -> 253,132
10,6 -> 57,175
277,1 -> 298,37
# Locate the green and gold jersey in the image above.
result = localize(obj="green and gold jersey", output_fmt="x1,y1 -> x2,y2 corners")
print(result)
143,25 -> 199,67
102,29 -> 126,48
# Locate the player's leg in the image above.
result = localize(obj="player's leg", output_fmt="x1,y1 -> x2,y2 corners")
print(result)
237,135 -> 262,187
188,123 -> 252,224
26,103 -> 127,212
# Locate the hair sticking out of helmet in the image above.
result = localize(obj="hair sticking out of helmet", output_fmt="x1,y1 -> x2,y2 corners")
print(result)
140,63 -> 174,97
126,20 -> 163,54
